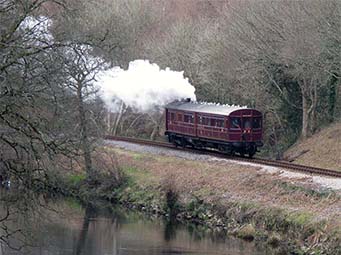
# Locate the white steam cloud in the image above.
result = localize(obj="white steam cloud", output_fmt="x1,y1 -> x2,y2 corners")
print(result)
96,60 -> 196,112
19,18 -> 196,112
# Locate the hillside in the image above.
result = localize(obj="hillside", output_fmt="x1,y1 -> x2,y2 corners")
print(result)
284,122 -> 341,171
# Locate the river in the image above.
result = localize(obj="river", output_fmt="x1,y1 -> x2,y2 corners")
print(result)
0,199 -> 276,255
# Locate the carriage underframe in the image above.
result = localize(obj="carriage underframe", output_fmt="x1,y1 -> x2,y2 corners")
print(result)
166,132 -> 262,158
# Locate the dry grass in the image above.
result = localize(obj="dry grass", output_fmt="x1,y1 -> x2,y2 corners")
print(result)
284,122 -> 341,171
106,146 -> 341,230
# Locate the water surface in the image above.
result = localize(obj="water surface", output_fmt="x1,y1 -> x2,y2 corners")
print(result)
0,201 -> 275,255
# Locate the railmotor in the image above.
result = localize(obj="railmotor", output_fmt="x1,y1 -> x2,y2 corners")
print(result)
165,99 -> 263,157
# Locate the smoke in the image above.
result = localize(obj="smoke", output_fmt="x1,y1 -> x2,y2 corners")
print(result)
96,60 -> 196,112
19,18 -> 197,112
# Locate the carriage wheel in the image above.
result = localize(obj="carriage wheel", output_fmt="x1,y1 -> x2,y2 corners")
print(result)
227,149 -> 235,156
181,137 -> 186,148
168,134 -> 173,143
218,145 -> 225,152
248,146 -> 256,158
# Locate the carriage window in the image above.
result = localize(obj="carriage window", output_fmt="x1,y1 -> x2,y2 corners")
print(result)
197,116 -> 211,126
231,117 -> 241,129
243,117 -> 252,129
184,115 -> 189,122
199,116 -> 209,125
177,114 -> 183,122
216,119 -> 224,128
210,118 -> 224,127
253,117 -> 261,129
170,112 -> 175,121
198,116 -> 203,124
203,117 -> 209,125
184,114 -> 194,123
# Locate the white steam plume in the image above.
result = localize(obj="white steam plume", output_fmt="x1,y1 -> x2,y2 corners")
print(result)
96,60 -> 196,112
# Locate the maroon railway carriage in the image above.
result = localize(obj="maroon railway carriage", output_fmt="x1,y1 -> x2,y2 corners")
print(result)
165,99 -> 263,157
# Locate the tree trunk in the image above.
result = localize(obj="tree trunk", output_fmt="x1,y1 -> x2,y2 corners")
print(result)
113,101 -> 125,136
308,81 -> 317,134
336,81 -> 341,120
301,94 -> 309,140
148,113 -> 162,141
107,110 -> 111,133
77,83 -> 93,180
150,125 -> 159,140
328,73 -> 339,122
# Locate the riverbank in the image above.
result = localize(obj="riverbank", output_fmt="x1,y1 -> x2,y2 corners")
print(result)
1,197 -> 270,255
91,144 -> 341,255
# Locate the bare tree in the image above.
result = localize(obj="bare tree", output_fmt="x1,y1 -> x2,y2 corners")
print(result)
61,44 -> 107,180
55,0 -> 159,66
214,0 -> 340,139
146,19 -> 205,86
0,0 -> 106,248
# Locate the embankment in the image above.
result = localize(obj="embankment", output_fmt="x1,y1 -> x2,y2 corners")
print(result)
96,145 -> 341,255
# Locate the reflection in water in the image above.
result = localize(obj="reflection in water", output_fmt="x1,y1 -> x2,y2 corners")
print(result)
74,205 -> 94,255
164,219 -> 177,242
0,201 -> 276,255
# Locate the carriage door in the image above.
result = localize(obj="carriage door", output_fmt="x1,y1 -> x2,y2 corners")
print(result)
242,117 -> 252,142
229,117 -> 241,141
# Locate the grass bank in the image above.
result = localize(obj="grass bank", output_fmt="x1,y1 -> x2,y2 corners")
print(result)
284,122 -> 341,171
97,146 -> 341,255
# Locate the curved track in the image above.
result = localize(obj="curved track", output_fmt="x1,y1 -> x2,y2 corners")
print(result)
105,135 -> 341,178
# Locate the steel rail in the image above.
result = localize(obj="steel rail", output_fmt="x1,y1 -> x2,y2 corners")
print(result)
105,135 -> 341,178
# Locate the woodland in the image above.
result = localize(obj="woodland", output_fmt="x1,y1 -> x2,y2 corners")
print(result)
1,0 -> 340,181
0,0 -> 340,250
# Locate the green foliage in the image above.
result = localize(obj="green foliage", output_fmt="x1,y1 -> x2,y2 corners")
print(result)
64,197 -> 83,211
287,212 -> 313,228
133,154 -> 145,160
187,198 -> 205,216
67,173 -> 86,187
277,181 -> 337,199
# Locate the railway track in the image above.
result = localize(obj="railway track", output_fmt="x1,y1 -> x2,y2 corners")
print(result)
105,135 -> 341,178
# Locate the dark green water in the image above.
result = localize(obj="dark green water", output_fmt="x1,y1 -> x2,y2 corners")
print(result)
0,200 -> 275,255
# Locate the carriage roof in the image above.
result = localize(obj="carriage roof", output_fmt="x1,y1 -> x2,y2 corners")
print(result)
165,100 -> 248,116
